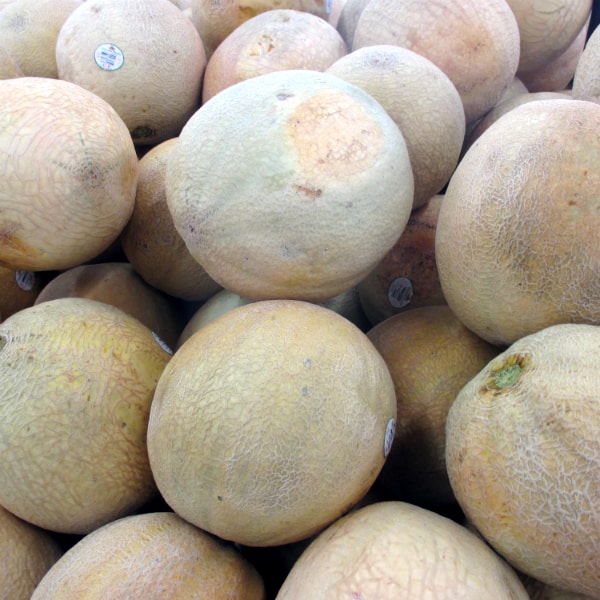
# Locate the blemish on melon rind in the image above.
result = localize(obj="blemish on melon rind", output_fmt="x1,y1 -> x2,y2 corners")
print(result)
131,126 -> 156,140
481,353 -> 530,394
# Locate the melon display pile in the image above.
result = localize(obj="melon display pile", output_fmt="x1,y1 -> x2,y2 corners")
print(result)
1,0 -> 600,598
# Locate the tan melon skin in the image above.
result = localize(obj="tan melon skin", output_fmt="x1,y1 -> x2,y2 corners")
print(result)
445,323 -> 600,597
166,69 -> 414,303
276,501 -> 530,599
120,138 -> 222,302
202,9 -> 348,103
0,506 -> 63,600
31,512 -> 265,600
191,0 -> 330,58
351,0 -> 521,124
0,45 -> 24,79
34,262 -> 183,351
0,77 -> 138,272
326,44 -> 465,209
147,299 -> 397,547
0,298 -> 172,534
176,286 -> 368,348
55,0 -> 206,145
507,0 -> 592,73
573,24 -> 600,104
518,13 -> 590,93
367,305 -> 499,507
358,195 -> 445,326
464,90 -> 572,152
435,99 -> 600,347
0,0 -> 83,78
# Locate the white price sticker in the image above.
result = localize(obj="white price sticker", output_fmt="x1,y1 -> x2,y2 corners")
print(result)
94,43 -> 124,71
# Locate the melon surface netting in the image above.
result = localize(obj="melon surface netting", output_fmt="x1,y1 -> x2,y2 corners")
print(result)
165,69 -> 414,303
147,299 -> 397,547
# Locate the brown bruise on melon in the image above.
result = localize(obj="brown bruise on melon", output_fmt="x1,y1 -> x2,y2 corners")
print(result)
0,226 -> 42,269
287,89 -> 385,187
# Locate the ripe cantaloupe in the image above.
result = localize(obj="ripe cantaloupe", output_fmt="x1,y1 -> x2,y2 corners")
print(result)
517,13 -> 590,92
506,0 -> 592,73
572,24 -> 600,104
190,0 -> 332,58
445,323 -> 600,597
147,299 -> 397,547
351,0 -> 521,123
119,138 -> 222,302
0,298 -> 172,534
0,0 -> 84,78
176,285 -> 368,348
0,506 -> 63,600
202,8 -> 347,102
31,512 -> 265,599
367,305 -> 499,507
276,501 -> 530,599
358,194 -> 445,326
435,99 -> 600,346
166,69 -> 414,302
55,0 -> 206,145
326,45 -> 465,209
0,77 -> 138,271
34,262 -> 182,351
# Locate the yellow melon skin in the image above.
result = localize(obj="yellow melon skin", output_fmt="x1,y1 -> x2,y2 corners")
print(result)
0,298 -> 172,534
147,299 -> 397,547
445,323 -> 600,598
0,506 -> 63,600
33,262 -> 183,351
0,77 -> 138,272
166,69 -> 414,303
435,99 -> 600,347
30,512 -> 265,600
275,501 -> 530,599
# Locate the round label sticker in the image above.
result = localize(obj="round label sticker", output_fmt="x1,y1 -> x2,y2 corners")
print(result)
152,331 -> 173,355
387,276 -> 414,309
384,418 -> 396,458
14,270 -> 35,291
94,43 -> 124,71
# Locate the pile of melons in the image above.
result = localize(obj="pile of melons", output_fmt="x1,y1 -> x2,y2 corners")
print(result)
1,1 -> 599,598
